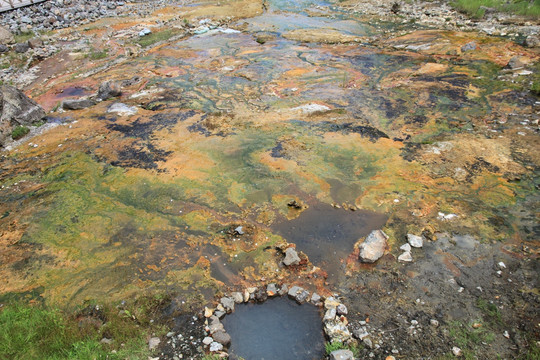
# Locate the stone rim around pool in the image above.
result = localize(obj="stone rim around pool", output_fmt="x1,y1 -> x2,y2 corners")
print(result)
200,283 -> 355,358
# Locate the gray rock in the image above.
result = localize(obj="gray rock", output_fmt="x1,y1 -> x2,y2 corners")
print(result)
461,41 -> 477,52
231,291 -> 244,303
0,44 -> 8,53
353,327 -> 369,340
324,319 -> 352,343
324,308 -> 336,321
212,330 -> 231,346
358,230 -> 388,263
148,337 -> 160,350
234,225 -> 244,235
266,283 -> 278,296
209,320 -> 224,334
28,38 -> 44,49
220,297 -> 235,312
100,337 -> 113,344
398,251 -> 413,262
506,56 -> 525,70
407,234 -> 423,248
14,42 -> 30,53
202,336 -> 213,345
61,98 -> 96,110
329,349 -> 354,360
214,310 -> 226,319
525,34 -> 540,48
278,284 -> 288,296
287,285 -> 310,303
336,304 -> 348,316
254,287 -> 267,302
209,341 -> 223,352
0,26 -> 14,45
283,247 -> 301,266
0,85 -> 46,147
97,81 -> 122,100
139,28 -> 152,36
310,292 -> 322,305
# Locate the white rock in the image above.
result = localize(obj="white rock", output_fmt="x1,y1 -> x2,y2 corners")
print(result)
398,252 -> 413,262
329,349 -> 354,360
503,331 -> 510,339
139,28 -> 152,37
283,247 -> 301,266
209,342 -> 223,352
430,319 -> 439,327
452,346 -> 462,356
407,234 -> 423,248
498,261 -> 506,269
107,103 -> 137,116
202,337 -> 213,345
291,103 -> 331,114
148,337 -> 160,350
359,230 -> 388,263
400,243 -> 412,252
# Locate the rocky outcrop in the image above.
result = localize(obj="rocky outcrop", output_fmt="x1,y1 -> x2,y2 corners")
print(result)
0,85 -> 46,147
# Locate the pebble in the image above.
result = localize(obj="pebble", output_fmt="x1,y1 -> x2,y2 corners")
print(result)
430,319 -> 439,327
398,251 -> 413,262
498,261 -> 506,269
400,243 -> 411,252
148,337 -> 160,350
209,341 -> 223,352
283,247 -> 301,266
202,337 -> 213,345
452,346 -> 462,356
407,234 -> 423,248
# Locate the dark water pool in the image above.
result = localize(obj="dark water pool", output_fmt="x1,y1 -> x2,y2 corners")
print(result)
222,297 -> 325,360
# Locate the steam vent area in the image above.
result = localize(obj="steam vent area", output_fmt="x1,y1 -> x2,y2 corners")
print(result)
0,0 -> 539,359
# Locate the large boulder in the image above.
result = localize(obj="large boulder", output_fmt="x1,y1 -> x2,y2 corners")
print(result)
0,86 -> 46,147
358,230 -> 388,263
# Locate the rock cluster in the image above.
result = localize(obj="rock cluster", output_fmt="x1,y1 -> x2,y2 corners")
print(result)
0,0 -> 174,34
197,284 -> 355,357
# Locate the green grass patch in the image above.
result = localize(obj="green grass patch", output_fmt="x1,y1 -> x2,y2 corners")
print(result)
448,321 -> 496,359
451,0 -> 540,19
325,341 -> 362,357
87,48 -> 108,61
11,125 -> 30,140
136,28 -> 183,48
14,31 -> 34,43
0,295 -> 168,360
476,298 -> 503,325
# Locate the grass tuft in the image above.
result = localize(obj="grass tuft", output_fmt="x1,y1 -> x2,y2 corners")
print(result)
11,126 -> 30,140
451,0 -> 540,19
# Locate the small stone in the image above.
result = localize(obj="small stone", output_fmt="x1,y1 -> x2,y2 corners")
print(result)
498,261 -> 506,269
100,337 -> 113,344
278,284 -> 288,296
506,56 -> 525,70
62,98 -> 96,110
472,323 -> 482,329
452,346 -> 462,356
525,34 -> 540,48
411,319 -> 418,326
107,102 -> 137,116
329,349 -> 354,360
0,26 -> 14,45
202,337 -> 213,345
243,289 -> 250,302
324,308 -> 337,321
398,252 -> 413,262
214,310 -> 226,319
503,330 -> 510,339
400,243 -> 411,252
148,337 -> 160,350
386,356 -> 396,360
97,81 -> 122,100
254,287 -> 267,302
220,297 -> 235,312
204,307 -> 213,318
209,342 -> 223,352
139,28 -> 152,37
324,297 -> 341,310
363,337 -> 373,349
212,330 -> 231,346
358,230 -> 388,263
283,247 -> 301,266
266,283 -> 278,296
166,332 -> 175,338
353,327 -> 369,340
407,234 -> 423,248
461,41 -> 477,52
231,292 -> 243,303
430,319 -> 439,327
336,304 -> 348,316
310,292 -> 322,305
234,225 -> 244,235
0,44 -> 8,53
14,42 -> 30,53
28,38 -> 43,49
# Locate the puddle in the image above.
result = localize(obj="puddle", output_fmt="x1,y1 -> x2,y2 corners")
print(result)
222,296 -> 325,360
272,202 -> 387,277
